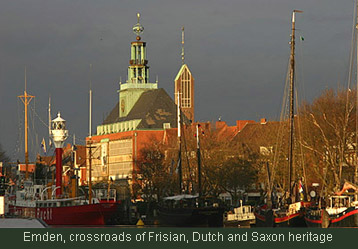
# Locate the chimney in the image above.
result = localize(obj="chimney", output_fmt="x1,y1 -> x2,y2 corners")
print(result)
260,118 -> 267,124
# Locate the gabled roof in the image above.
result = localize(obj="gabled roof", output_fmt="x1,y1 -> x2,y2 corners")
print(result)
174,64 -> 193,81
103,88 -> 190,129
233,121 -> 285,150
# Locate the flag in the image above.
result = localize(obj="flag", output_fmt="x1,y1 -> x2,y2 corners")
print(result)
298,180 -> 304,193
298,180 -> 304,201
41,138 -> 47,154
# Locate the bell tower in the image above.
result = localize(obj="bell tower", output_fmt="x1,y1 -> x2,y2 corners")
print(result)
174,27 -> 195,122
119,13 -> 157,118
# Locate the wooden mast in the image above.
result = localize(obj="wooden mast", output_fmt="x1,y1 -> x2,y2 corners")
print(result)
288,10 -> 302,200
18,68 -> 34,180
196,124 -> 201,197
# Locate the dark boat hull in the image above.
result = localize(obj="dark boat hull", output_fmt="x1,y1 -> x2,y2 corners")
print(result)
305,207 -> 358,228
9,203 -> 119,226
158,207 -> 224,227
254,206 -> 306,227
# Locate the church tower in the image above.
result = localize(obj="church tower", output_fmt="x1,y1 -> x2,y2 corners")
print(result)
119,13 -> 157,118
174,27 -> 195,122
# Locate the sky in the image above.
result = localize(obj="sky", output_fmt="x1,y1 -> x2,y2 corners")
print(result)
0,0 -> 356,162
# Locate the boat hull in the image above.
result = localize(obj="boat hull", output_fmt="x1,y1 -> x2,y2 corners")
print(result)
254,207 -> 306,227
158,207 -> 224,227
8,202 -> 119,226
305,207 -> 358,228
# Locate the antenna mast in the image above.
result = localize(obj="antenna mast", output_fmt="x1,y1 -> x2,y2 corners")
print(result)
181,27 -> 185,65
18,67 -> 34,180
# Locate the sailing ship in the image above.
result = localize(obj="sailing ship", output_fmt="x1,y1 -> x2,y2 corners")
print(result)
254,10 -> 310,227
7,80 -> 119,226
157,91 -> 225,227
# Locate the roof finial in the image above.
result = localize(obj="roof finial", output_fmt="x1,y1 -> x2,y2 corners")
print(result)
181,26 -> 185,65
133,12 -> 144,40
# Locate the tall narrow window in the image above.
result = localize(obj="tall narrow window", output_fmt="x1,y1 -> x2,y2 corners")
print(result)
181,68 -> 191,108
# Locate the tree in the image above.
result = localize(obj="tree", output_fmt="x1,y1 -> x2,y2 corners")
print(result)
217,157 -> 258,206
134,140 -> 174,202
298,88 -> 356,193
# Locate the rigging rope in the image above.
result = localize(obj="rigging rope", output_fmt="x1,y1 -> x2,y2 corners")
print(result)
13,98 -> 23,160
295,28 -> 309,195
270,57 -> 291,193
346,0 -> 357,91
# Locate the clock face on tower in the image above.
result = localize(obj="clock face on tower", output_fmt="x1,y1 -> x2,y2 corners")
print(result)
121,99 -> 125,113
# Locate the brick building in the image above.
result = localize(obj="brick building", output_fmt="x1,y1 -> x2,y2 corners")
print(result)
86,14 -> 186,192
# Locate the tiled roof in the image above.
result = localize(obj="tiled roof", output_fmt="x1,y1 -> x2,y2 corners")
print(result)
233,121 -> 286,150
103,88 -> 189,129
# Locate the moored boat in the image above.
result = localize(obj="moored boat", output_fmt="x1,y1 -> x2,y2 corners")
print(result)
224,201 -> 255,227
158,194 -> 224,227
255,201 -> 309,227
7,181 -> 119,226
305,196 -> 358,228
254,10 -> 309,228
7,84 -> 120,226
305,181 -> 358,228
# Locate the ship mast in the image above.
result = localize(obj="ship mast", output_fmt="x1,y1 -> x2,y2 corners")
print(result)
288,10 -> 302,199
177,91 -> 182,194
18,68 -> 34,180
196,124 -> 201,197
48,95 -> 51,146
88,64 -> 93,204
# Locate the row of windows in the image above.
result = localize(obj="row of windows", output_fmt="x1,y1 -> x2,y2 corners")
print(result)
180,68 -> 191,108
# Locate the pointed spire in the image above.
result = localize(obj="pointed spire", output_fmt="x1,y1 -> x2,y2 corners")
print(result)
181,27 -> 185,65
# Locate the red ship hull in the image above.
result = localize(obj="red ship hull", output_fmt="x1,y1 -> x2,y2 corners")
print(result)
8,202 -> 119,226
